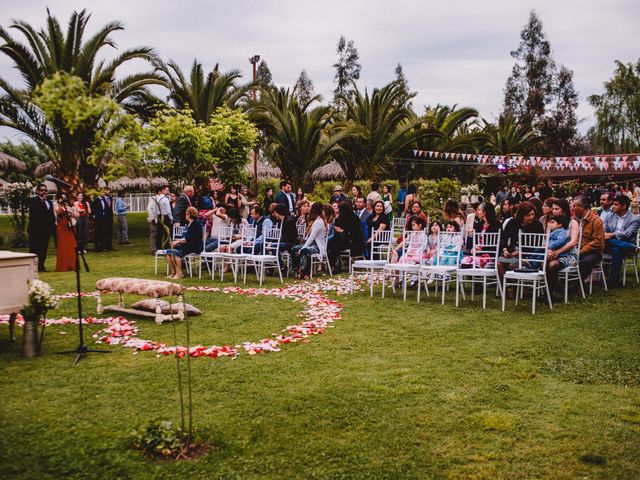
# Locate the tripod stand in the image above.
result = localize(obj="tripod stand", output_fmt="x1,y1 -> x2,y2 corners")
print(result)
58,210 -> 110,365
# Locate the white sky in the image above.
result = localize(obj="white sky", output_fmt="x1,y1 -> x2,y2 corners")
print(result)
1,0 -> 639,142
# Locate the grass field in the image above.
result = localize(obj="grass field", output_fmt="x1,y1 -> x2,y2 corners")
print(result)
1,213 -> 639,479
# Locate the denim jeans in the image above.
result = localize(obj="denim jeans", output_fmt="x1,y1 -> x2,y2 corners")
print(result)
605,238 -> 637,285
205,237 -> 219,252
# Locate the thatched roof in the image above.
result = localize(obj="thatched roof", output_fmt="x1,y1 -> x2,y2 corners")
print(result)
107,176 -> 168,191
0,178 -> 8,187
34,161 -> 57,177
312,160 -> 345,181
244,159 -> 281,179
0,152 -> 27,173
42,180 -> 58,193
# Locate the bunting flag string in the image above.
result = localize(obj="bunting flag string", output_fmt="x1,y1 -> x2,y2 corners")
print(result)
410,150 -> 640,173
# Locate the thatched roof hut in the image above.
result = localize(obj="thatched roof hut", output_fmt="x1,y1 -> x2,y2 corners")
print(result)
244,159 -> 281,179
0,152 -> 27,173
34,161 -> 57,177
108,176 -> 168,191
312,160 -> 345,181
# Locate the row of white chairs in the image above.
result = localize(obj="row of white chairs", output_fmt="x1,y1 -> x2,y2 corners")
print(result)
349,225 -> 632,315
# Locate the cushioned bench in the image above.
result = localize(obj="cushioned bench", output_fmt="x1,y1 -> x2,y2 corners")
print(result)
96,277 -> 186,324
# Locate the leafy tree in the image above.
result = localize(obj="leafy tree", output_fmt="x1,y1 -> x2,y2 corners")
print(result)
155,59 -> 249,124
502,10 -> 555,128
0,9 -> 162,189
145,106 -> 257,187
482,115 -> 542,155
393,63 -> 414,109
539,66 -> 579,155
588,59 -> 640,153
335,82 -> 441,180
256,60 -> 274,88
251,87 -> 351,188
294,70 -> 317,106
332,35 -> 361,110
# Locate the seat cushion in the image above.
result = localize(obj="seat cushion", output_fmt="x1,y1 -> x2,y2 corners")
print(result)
383,263 -> 421,272
422,265 -> 457,273
504,271 -> 545,280
96,277 -> 184,297
353,260 -> 387,267
457,268 -> 496,276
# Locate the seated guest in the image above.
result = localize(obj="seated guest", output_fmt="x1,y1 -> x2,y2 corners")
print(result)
291,202 -> 328,280
539,197 -> 557,233
462,202 -> 500,259
273,203 -> 298,255
219,208 -> 248,254
403,201 -> 429,231
604,194 -> 640,287
389,215 -> 428,287
328,201 -> 366,271
546,198 -> 579,289
354,196 -> 371,222
423,219 -> 442,265
296,199 -> 310,226
367,200 -> 390,239
166,207 -> 203,279
546,215 -> 576,291
204,206 -> 230,252
498,201 -> 544,285
570,194 -> 605,282
442,199 -> 465,232
438,221 -> 462,266
498,199 -> 512,225
598,192 -> 615,225
250,205 -> 269,253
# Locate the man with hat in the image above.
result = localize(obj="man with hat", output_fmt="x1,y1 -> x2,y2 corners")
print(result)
330,185 -> 348,204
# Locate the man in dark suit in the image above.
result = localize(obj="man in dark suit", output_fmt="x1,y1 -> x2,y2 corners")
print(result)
275,180 -> 296,216
93,188 -> 114,251
28,183 -> 56,271
172,185 -> 194,226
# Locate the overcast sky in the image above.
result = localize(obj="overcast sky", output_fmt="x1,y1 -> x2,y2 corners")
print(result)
1,0 -> 639,143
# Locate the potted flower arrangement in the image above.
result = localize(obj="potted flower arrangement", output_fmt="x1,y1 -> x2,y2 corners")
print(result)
21,279 -> 58,357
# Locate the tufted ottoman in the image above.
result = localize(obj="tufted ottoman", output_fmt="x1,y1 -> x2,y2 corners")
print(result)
96,277 -> 186,324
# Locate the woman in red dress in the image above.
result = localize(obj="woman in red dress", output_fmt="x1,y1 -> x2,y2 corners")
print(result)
55,193 -> 78,272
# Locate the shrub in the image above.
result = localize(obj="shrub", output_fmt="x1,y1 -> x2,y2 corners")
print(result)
131,418 -> 183,458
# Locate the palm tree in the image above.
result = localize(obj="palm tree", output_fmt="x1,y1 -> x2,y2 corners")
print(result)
482,115 -> 542,155
251,87 -> 354,188
155,59 -> 250,123
420,105 -> 485,152
0,9 -> 163,188
335,82 -> 441,180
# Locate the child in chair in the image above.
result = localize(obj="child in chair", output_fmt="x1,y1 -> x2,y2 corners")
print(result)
546,214 -> 576,270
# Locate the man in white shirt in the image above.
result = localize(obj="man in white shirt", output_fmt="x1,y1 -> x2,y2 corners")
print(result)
147,186 -> 173,253
598,192 -> 614,225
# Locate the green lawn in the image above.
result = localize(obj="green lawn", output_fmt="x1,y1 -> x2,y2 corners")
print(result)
1,213 -> 639,479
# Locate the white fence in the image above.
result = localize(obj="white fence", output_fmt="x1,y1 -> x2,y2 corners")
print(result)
0,193 -> 154,216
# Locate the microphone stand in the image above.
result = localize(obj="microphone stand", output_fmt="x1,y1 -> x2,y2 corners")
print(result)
58,202 -> 110,365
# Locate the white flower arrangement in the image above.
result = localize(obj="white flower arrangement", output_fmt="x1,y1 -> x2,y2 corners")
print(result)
22,279 -> 59,319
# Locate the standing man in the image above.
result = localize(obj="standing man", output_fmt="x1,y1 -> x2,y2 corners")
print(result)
330,185 -> 348,204
115,190 -> 130,245
92,188 -> 114,252
604,195 -> 640,287
366,182 -> 382,205
396,177 -> 407,218
275,180 -> 296,216
354,196 -> 371,223
571,195 -> 605,282
28,183 -> 56,272
173,185 -> 194,226
147,186 -> 173,253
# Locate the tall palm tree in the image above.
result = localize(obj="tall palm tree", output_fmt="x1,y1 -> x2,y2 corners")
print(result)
335,82 -> 441,180
251,87 -> 354,188
155,59 -> 250,123
482,115 -> 542,155
0,9 -> 163,187
420,105 -> 485,152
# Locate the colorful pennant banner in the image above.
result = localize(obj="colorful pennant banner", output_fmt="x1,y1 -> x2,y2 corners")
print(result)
410,150 -> 640,173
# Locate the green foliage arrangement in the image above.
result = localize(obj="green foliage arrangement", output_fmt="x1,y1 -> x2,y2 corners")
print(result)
0,181 -> 33,246
131,419 -> 183,459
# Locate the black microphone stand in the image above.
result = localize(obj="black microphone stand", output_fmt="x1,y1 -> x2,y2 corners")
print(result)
57,201 -> 110,365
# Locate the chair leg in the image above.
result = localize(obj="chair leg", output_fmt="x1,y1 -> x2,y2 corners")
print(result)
501,278 -> 507,311
544,279 -> 553,310
564,274 -> 569,304
532,280 -> 537,315
154,255 -> 158,274
441,278 -> 446,305
578,272 -> 585,299
455,276 -> 460,307
369,270 -> 375,297
482,276 -> 487,310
